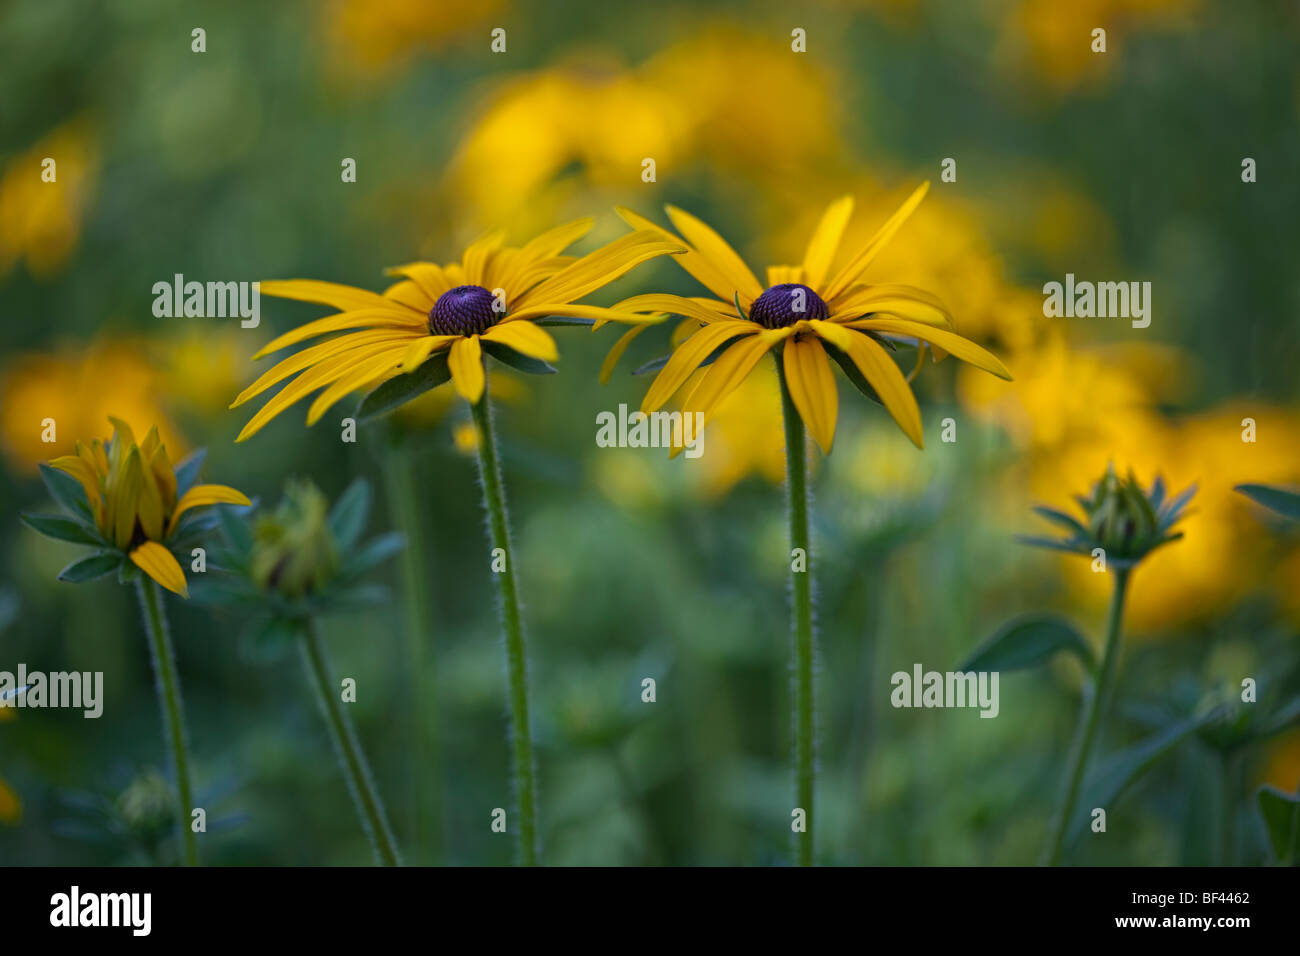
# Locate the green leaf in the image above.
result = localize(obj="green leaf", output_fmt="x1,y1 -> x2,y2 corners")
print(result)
1066,707 -> 1226,846
532,316 -> 596,327
1014,534 -> 1085,554
822,341 -> 884,406
19,513 -> 103,546
57,552 -> 122,583
1256,785 -> 1300,864
174,449 -> 207,496
482,341 -> 557,375
217,501 -> 253,554
1235,483 -> 1300,521
958,614 -> 1093,673
329,478 -> 370,551
344,531 -> 405,576
238,615 -> 301,665
1033,506 -> 1086,536
357,351 -> 451,421
40,464 -> 93,522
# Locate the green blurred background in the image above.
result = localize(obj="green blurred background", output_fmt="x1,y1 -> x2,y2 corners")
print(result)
2,0 -> 1298,865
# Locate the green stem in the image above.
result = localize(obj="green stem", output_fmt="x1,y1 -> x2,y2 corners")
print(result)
471,386 -> 539,866
300,618 -> 402,865
777,362 -> 816,867
135,578 -> 199,867
382,437 -> 439,863
1042,568 -> 1130,866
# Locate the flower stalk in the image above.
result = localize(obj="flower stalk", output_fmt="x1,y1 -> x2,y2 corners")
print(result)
300,617 -> 402,866
135,577 -> 199,867
778,359 -> 816,867
471,383 -> 539,866
1042,568 -> 1130,866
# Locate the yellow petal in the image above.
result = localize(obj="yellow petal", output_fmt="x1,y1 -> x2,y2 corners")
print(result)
252,306 -> 424,359
671,317 -> 704,347
616,207 -> 742,305
167,484 -> 251,536
503,303 -> 666,326
382,279 -> 432,312
136,458 -> 165,542
107,416 -> 137,451
846,317 -> 1012,380
498,218 -> 594,291
462,230 -> 506,286
235,337 -> 429,441
481,320 -> 558,362
611,293 -> 731,326
664,205 -> 764,301
233,329 -> 423,407
599,324 -> 649,385
129,541 -> 189,598
50,454 -> 100,509
149,443 -> 177,515
514,231 -> 683,310
682,328 -> 787,419
802,196 -> 855,289
782,337 -> 839,454
641,321 -> 758,413
399,336 -> 438,373
828,284 -> 953,328
824,182 -> 930,299
448,336 -> 485,403
305,348 -> 409,426
810,321 -> 922,448
384,263 -> 454,303
112,447 -> 144,548
260,279 -> 393,312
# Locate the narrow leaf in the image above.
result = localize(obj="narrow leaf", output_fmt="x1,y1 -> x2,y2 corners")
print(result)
329,478 -> 371,551
958,614 -> 1094,673
40,464 -> 93,521
357,351 -> 451,421
482,341 -> 557,375
1235,483 -> 1300,521
57,552 -> 122,583
19,513 -> 103,546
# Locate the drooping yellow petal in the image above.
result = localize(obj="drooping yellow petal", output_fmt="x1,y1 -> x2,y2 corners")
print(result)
236,340 -> 417,442
305,347 -> 409,425
448,335 -> 485,403
824,182 -> 930,300
167,484 -> 251,536
130,541 -> 189,598
233,329 -> 423,407
399,336 -> 441,373
599,324 -> 650,385
682,328 -> 788,420
252,307 -> 424,359
514,232 -> 683,310
481,320 -> 558,362
259,279 -> 393,312
845,317 -> 1012,380
671,317 -> 704,347
664,205 -> 764,302
641,321 -> 758,413
810,320 -> 923,448
802,196 -> 855,289
782,337 -> 839,454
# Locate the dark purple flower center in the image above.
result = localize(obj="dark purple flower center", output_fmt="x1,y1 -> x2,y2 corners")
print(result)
428,284 -> 501,336
748,283 -> 829,329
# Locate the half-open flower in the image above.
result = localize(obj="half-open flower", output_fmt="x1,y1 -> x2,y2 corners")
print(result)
233,221 -> 681,438
21,417 -> 250,596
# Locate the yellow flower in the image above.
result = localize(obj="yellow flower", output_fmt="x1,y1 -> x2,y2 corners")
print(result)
0,117 -> 97,278
45,418 -> 249,597
233,221 -> 679,440
0,341 -> 185,474
605,184 -> 1012,453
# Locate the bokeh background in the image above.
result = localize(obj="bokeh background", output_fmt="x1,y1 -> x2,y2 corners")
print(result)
2,0 -> 1298,865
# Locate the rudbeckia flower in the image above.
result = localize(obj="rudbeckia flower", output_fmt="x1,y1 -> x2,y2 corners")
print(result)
22,417 -> 250,597
233,222 -> 680,440
605,183 -> 1013,452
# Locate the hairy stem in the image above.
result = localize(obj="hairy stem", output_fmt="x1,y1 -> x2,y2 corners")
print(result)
471,386 -> 539,866
778,362 -> 816,867
1043,568 -> 1130,866
136,577 -> 199,867
301,618 -> 402,866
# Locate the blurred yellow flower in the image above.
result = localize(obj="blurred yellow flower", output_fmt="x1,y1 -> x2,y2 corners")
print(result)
0,118 -> 97,278
0,342 -> 185,475
321,0 -> 508,75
